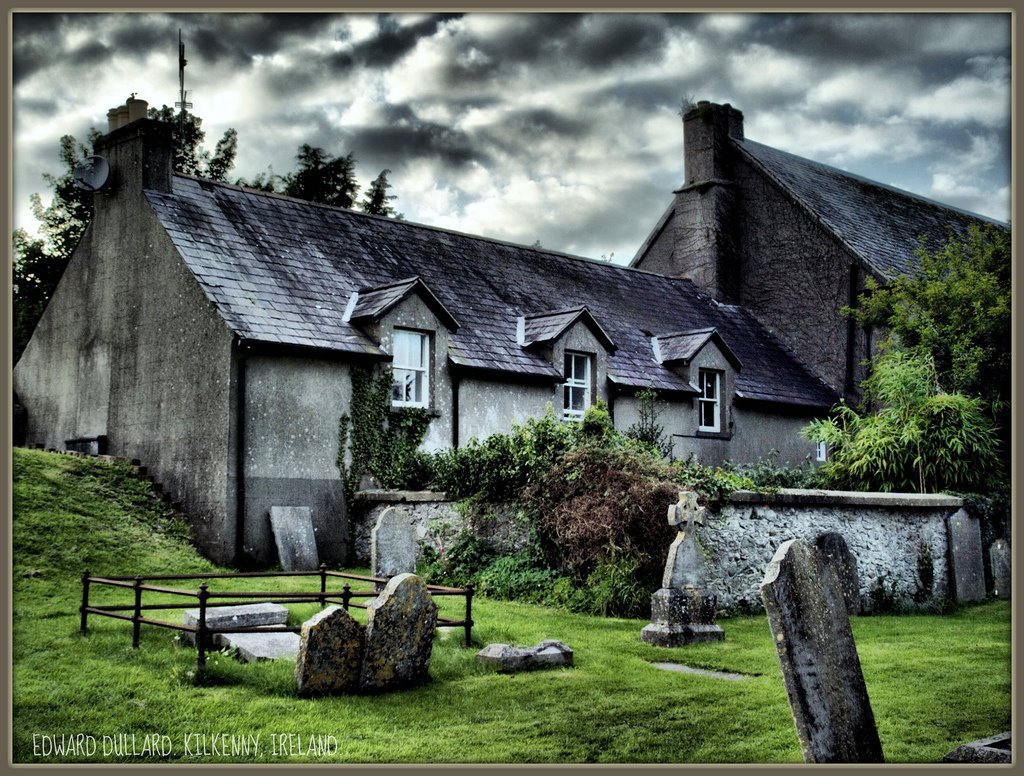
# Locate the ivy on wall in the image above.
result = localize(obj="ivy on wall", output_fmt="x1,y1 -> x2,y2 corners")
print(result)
337,366 -> 433,509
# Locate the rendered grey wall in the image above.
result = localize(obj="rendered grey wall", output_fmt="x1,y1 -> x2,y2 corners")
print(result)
14,120 -> 238,563
458,379 -> 555,445
242,355 -> 350,566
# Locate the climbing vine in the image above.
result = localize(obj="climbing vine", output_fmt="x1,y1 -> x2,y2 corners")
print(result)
337,366 -> 433,508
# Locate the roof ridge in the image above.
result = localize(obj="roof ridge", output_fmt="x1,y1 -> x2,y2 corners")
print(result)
737,138 -> 1007,228
164,174 -> 716,290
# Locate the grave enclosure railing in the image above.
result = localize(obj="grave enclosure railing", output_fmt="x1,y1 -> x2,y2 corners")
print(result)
79,566 -> 474,670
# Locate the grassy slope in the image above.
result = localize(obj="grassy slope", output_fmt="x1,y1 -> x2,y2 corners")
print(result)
11,448 -> 1011,764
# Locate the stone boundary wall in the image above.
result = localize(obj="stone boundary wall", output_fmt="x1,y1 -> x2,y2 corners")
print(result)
706,489 -> 961,612
354,488 -> 964,613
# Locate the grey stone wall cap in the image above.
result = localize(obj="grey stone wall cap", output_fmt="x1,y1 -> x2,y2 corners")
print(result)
729,488 -> 962,509
356,489 -> 449,503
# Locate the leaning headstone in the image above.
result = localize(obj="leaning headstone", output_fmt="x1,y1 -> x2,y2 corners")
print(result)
947,508 -> 985,602
371,507 -> 417,579
182,602 -> 289,646
269,506 -> 320,571
760,539 -> 884,763
640,491 -> 724,647
295,606 -> 366,696
814,532 -> 860,615
359,573 -> 438,692
989,540 -> 1011,600
476,640 -> 573,673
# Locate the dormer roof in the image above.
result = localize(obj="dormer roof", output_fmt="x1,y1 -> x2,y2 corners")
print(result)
653,327 -> 742,370
517,306 -> 616,352
345,275 -> 459,332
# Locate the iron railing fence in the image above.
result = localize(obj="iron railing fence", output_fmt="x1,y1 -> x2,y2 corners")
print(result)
80,565 -> 473,670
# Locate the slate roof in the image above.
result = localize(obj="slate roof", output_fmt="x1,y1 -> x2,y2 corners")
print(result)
519,307 -> 616,352
146,176 -> 838,410
654,328 -> 741,369
735,138 -> 1007,280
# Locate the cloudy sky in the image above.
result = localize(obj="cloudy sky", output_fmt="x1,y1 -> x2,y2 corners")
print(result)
11,11 -> 1012,263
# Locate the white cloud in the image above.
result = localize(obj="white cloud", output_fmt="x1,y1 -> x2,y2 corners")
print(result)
904,70 -> 1009,127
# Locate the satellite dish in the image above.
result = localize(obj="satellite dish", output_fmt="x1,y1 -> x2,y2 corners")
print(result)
73,155 -> 110,192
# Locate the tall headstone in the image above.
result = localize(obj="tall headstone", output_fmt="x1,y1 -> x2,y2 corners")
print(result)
814,532 -> 861,615
359,573 -> 438,692
295,606 -> 366,697
269,506 -> 320,571
760,539 -> 884,763
371,507 -> 417,579
641,491 -> 724,647
990,540 -> 1011,600
947,508 -> 985,602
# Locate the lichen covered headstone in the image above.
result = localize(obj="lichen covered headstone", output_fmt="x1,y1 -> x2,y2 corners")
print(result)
814,532 -> 860,614
947,508 -> 985,602
295,606 -> 366,697
359,573 -> 438,692
476,640 -> 574,672
990,539 -> 1011,599
269,506 -> 319,571
371,507 -> 417,579
760,539 -> 884,763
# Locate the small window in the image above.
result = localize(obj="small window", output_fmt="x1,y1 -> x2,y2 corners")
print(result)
391,329 -> 430,408
698,369 -> 721,432
563,351 -> 592,420
816,440 -> 828,462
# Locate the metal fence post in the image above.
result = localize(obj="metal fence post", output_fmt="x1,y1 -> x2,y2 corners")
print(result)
464,584 -> 474,648
197,582 -> 209,672
342,583 -> 352,611
319,563 -> 328,607
80,569 -> 91,633
132,576 -> 143,648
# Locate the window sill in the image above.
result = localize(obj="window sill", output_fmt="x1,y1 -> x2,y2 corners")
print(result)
695,429 -> 732,440
390,405 -> 442,418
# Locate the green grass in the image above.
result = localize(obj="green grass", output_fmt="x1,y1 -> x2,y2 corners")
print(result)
11,448 -> 1012,764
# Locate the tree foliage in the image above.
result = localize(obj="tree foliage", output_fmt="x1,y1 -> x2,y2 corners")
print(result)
146,105 -> 237,181
282,144 -> 359,208
360,168 -> 400,217
853,223 -> 1011,415
804,351 -> 1002,493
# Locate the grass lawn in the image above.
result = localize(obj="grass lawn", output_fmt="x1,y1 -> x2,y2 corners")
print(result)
11,448 -> 1012,764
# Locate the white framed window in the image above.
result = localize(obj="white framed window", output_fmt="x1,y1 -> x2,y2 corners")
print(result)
816,440 -> 828,462
391,329 -> 430,408
698,369 -> 722,432
563,351 -> 592,420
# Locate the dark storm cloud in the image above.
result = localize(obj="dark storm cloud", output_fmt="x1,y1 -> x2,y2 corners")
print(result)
12,13 -> 66,84
349,13 -> 461,69
567,15 -> 673,68
352,121 -> 481,168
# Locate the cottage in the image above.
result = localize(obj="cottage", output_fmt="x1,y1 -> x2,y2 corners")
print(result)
15,98 -> 995,567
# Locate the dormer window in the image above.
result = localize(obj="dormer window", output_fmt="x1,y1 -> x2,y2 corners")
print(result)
698,369 -> 721,432
392,329 -> 430,408
563,351 -> 592,420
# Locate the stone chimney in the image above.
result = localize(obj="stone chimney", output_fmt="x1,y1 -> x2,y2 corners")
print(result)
682,101 -> 744,185
93,96 -> 173,196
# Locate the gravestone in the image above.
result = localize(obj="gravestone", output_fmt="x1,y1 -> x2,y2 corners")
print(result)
220,631 -> 300,662
943,732 -> 1012,764
760,539 -> 884,763
947,508 -> 985,602
371,507 -> 417,579
269,506 -> 320,571
182,602 -> 289,646
640,491 -> 724,647
989,540 -> 1011,599
476,640 -> 573,672
814,532 -> 860,614
295,606 -> 366,696
359,573 -> 438,692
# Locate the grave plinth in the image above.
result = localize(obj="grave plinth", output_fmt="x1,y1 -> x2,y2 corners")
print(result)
640,491 -> 724,647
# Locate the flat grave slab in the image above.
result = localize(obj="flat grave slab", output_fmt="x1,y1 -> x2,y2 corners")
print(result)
650,662 -> 748,681
182,603 -> 289,645
220,630 -> 301,662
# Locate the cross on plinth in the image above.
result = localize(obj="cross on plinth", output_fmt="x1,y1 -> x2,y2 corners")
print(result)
668,490 -> 706,532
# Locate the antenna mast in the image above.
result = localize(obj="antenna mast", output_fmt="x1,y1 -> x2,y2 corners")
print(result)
175,29 -> 192,137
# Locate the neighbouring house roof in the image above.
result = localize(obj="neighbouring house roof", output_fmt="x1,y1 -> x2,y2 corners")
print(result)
653,327 -> 742,370
146,176 -> 839,410
735,138 -> 1007,280
518,307 -> 616,352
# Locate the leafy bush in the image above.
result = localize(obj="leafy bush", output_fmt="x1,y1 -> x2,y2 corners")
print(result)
417,529 -> 497,587
803,351 -> 1002,493
473,553 -> 564,603
723,450 -> 823,490
625,388 -> 673,459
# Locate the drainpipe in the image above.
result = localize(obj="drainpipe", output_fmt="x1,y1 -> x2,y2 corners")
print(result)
233,339 -> 250,565
451,371 -> 461,449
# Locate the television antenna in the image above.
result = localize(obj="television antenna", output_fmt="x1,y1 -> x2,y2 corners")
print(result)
72,156 -> 110,192
175,29 -> 192,135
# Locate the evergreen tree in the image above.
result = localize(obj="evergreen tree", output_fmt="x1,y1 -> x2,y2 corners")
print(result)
146,105 -> 237,180
282,144 -> 359,208
360,168 -> 400,217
